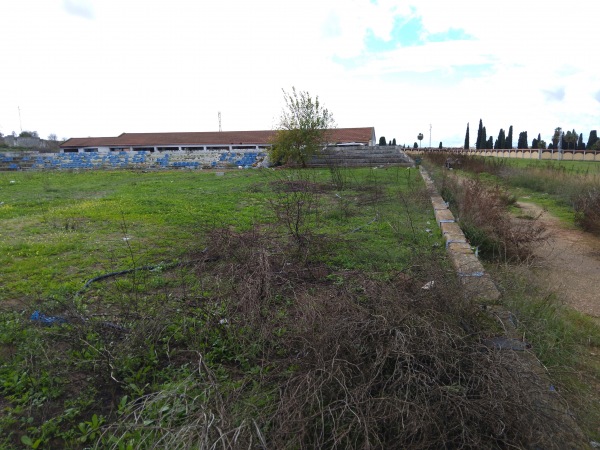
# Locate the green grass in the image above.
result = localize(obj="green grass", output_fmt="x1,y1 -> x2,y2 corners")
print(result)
3,166 -> 599,448
0,167 -> 450,448
427,155 -> 600,229
493,267 -> 600,440
0,170 -> 272,303
498,157 -> 600,174
0,168 -> 437,305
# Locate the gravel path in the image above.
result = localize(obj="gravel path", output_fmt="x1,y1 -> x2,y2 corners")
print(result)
517,202 -> 600,318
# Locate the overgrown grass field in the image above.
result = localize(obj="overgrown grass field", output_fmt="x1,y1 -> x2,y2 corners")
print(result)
1,166 -> 597,448
0,168 -> 436,304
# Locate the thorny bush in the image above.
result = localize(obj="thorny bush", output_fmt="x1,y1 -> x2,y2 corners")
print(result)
574,187 -> 600,234
99,226 -> 577,449
440,175 -> 547,261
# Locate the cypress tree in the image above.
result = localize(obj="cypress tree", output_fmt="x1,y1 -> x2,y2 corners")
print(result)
476,119 -> 483,149
505,126 -> 513,149
379,136 -> 386,146
487,137 -> 493,149
464,123 -> 470,149
587,130 -> 598,149
439,141 -> 443,149
392,138 -> 396,146
481,127 -> 487,151
495,129 -> 505,150
533,133 -> 545,149
577,133 -> 585,150
518,131 -> 528,149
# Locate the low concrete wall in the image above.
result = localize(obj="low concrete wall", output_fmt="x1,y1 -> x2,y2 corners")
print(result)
0,148 -> 267,171
408,148 -> 600,161
419,166 -> 500,301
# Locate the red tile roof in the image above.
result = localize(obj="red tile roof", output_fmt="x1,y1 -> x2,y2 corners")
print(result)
61,128 -> 375,148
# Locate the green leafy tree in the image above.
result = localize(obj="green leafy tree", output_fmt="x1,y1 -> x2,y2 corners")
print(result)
464,123 -> 470,149
413,142 -> 418,149
269,87 -> 335,167
563,130 -> 577,150
551,127 -> 562,149
537,139 -> 547,149
379,136 -> 387,146
18,130 -> 38,138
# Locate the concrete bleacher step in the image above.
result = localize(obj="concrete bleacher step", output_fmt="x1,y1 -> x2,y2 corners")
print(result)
307,146 -> 414,167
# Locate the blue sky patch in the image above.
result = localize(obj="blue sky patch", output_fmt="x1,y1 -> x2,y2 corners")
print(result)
380,64 -> 494,85
428,28 -> 474,43
363,17 -> 473,54
364,16 -> 424,53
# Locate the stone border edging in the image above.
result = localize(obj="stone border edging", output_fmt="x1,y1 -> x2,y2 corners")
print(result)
419,166 -> 500,301
418,165 -> 591,446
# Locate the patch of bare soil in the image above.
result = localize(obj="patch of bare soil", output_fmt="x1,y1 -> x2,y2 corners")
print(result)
517,202 -> 600,318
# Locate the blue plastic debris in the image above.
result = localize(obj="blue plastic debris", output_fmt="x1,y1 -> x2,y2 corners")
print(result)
30,310 -> 67,326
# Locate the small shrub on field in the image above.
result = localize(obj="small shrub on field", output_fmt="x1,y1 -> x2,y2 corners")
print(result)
442,176 -> 546,261
573,187 -> 600,234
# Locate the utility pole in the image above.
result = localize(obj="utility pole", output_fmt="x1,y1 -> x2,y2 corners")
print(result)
18,106 -> 22,133
429,124 -> 432,148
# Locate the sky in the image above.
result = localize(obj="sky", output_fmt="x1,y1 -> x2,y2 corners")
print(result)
1,0 -> 599,147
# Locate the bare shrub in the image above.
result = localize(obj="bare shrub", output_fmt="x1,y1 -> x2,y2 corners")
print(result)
258,266 -> 575,449
573,187 -> 600,234
268,170 -> 325,252
75,221 -> 583,449
327,159 -> 350,190
442,176 -> 546,261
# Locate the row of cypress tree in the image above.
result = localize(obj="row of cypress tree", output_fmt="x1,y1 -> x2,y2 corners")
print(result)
464,120 -> 599,150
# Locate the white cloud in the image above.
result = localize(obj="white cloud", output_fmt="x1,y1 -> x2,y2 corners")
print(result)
0,0 -> 598,146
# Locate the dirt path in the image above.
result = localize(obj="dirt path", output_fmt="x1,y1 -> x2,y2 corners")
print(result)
517,202 -> 600,318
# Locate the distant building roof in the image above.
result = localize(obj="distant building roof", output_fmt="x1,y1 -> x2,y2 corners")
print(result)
61,128 -> 375,148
